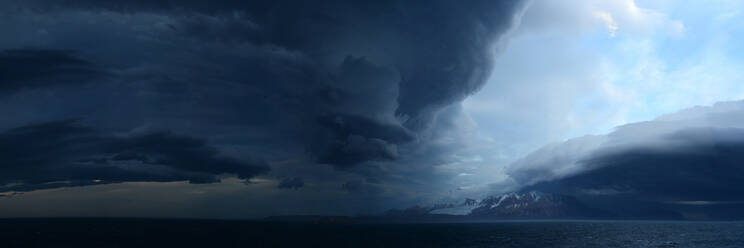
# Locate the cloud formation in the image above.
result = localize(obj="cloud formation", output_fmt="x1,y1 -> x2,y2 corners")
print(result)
0,0 -> 526,203
0,120 -> 269,192
277,177 -> 304,190
341,180 -> 384,195
509,100 -> 744,206
0,50 -> 104,93
519,0 -> 684,37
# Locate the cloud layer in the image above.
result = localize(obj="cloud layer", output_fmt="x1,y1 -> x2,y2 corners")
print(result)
0,120 -> 269,192
508,100 -> 744,218
0,50 -> 104,93
0,0 -> 526,203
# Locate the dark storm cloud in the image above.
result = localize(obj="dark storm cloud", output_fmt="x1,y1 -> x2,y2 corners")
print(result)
0,120 -> 268,192
0,49 -> 103,93
277,177 -> 304,190
341,180 -> 384,195
312,113 -> 412,167
0,0 -> 526,197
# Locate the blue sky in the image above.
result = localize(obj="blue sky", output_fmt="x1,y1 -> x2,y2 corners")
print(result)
447,0 -> 744,195
464,0 -> 744,162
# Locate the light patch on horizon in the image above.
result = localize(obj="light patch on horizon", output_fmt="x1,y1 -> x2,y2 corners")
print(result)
669,201 -> 744,206
0,176 -> 376,218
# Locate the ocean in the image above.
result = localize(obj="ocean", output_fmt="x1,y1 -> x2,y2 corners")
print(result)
1,219 -> 743,247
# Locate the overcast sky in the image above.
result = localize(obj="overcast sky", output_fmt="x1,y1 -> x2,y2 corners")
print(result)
1,0 -> 744,218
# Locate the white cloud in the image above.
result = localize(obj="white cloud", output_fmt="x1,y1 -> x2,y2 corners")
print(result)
592,11 -> 619,37
519,0 -> 684,37
506,100 -> 744,186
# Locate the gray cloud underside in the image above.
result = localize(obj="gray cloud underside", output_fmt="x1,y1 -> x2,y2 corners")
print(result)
0,120 -> 269,192
0,0 -> 526,194
277,177 -> 304,190
0,50 -> 104,93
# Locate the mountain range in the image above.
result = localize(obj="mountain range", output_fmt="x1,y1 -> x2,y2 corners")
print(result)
385,190 -> 744,221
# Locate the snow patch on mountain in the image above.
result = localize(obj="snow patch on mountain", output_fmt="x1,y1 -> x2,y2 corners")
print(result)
429,198 -> 479,216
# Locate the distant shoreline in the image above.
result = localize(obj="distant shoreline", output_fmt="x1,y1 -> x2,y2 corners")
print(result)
2,216 -> 743,223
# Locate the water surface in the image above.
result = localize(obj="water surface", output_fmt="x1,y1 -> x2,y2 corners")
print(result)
2,219 -> 743,247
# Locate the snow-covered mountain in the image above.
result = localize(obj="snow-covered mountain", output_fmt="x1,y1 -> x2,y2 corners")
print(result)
468,191 -> 603,218
385,198 -> 479,217
429,198 -> 479,215
388,191 -> 605,219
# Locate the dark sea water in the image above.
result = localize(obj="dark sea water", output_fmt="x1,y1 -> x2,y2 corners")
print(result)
1,219 -> 743,248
